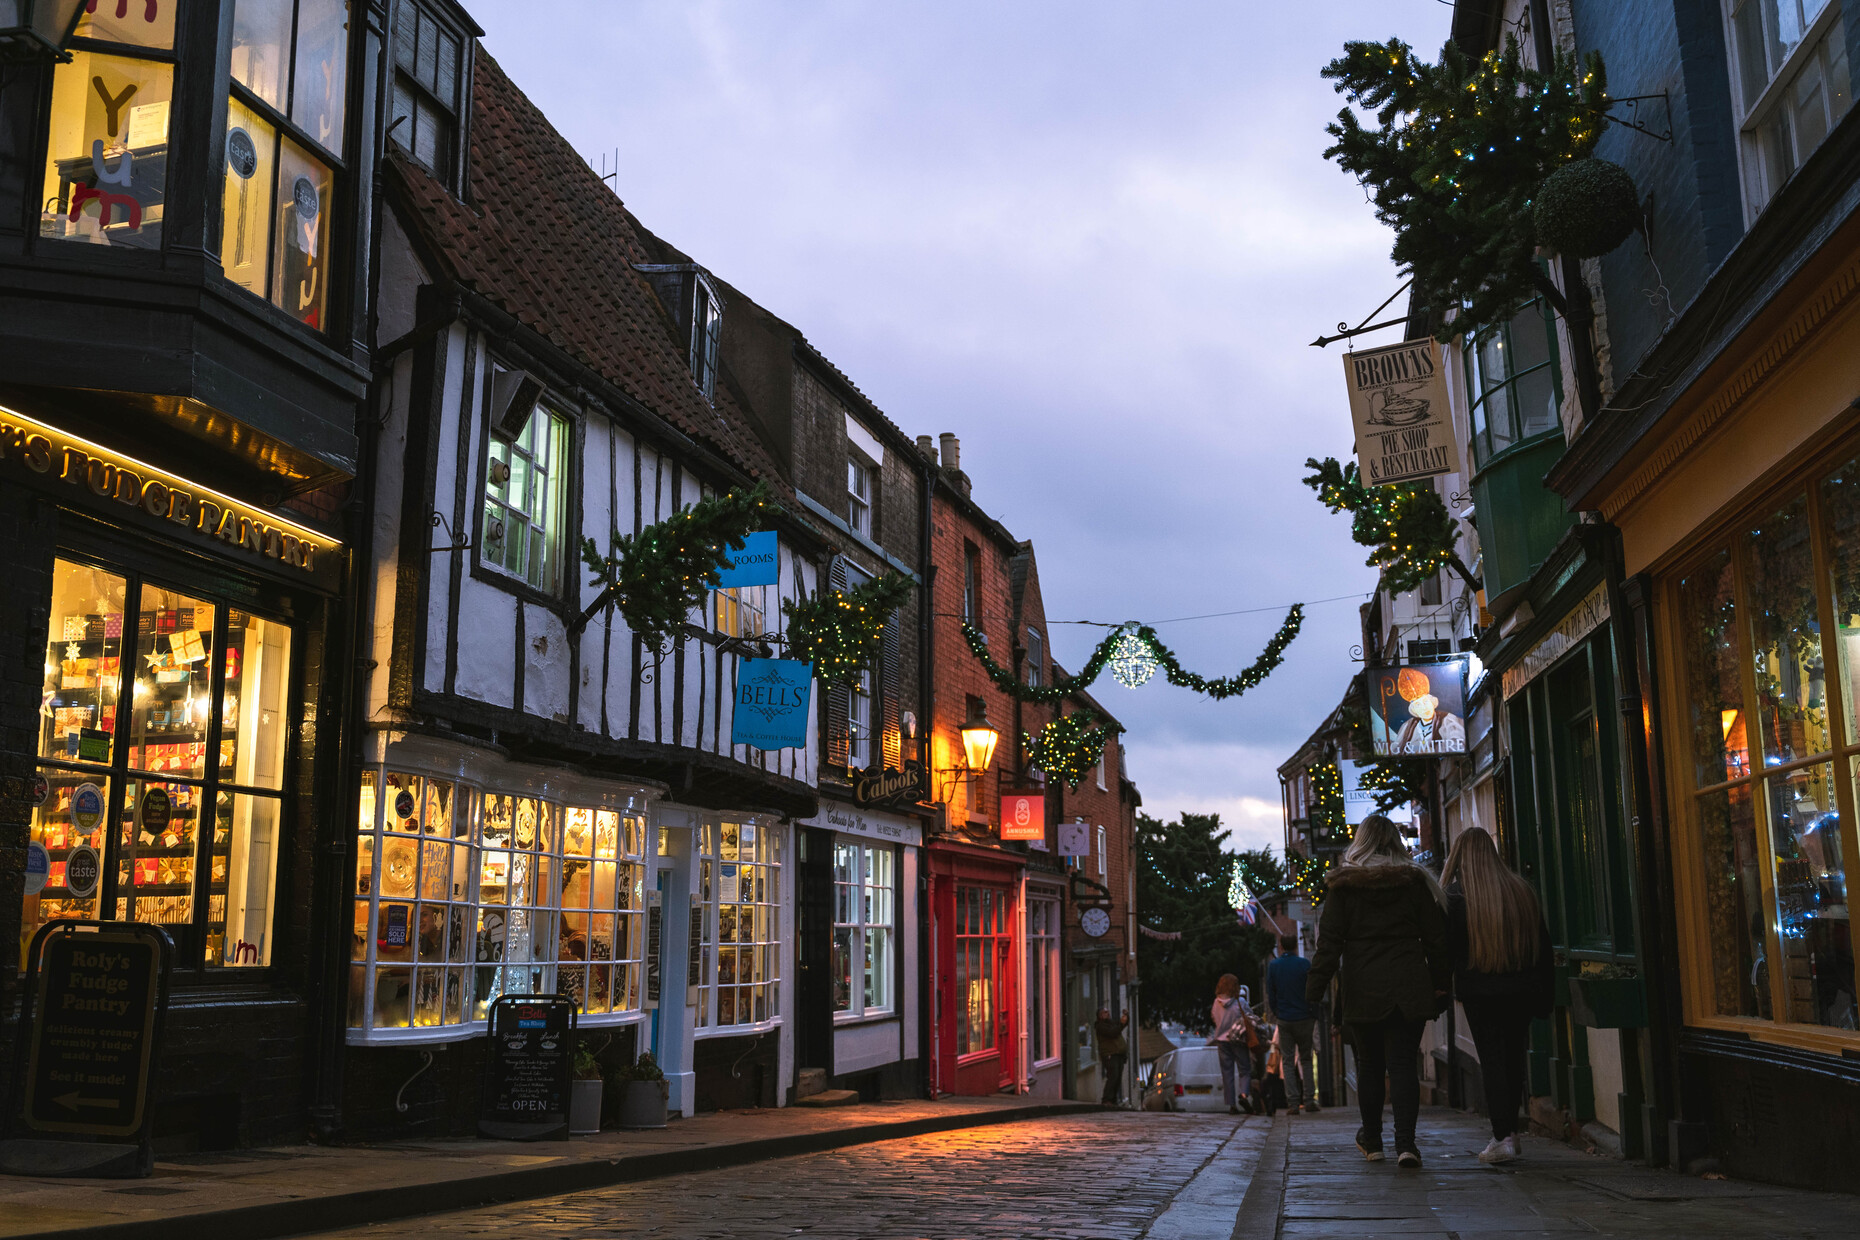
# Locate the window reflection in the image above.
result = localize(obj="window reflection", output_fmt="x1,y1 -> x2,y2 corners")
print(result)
1766,764 -> 1853,1028
39,51 -> 172,250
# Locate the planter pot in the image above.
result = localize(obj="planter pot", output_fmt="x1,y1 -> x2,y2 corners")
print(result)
618,1078 -> 669,1130
570,1078 -> 604,1134
1568,976 -> 1647,1029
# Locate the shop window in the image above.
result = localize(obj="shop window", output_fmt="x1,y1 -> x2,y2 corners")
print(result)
1725,1 -> 1851,216
219,0 -> 349,331
695,819 -> 782,1032
38,5 -> 177,251
1464,295 -> 1561,470
482,405 -> 570,594
848,457 -> 871,539
557,807 -> 648,1018
955,884 -> 1012,1056
832,841 -> 894,1017
389,0 -> 465,183
714,585 -> 765,638
1027,897 -> 1061,1064
26,557 -> 293,972
1670,459 -> 1860,1033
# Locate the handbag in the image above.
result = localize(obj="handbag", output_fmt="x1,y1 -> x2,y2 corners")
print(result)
1243,1013 -> 1262,1052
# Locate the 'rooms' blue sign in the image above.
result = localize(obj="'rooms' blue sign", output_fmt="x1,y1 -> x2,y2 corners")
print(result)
717,531 -> 778,587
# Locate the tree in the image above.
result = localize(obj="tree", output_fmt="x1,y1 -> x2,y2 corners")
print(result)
1136,812 -> 1286,1031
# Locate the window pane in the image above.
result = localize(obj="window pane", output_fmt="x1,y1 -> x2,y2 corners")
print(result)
219,793 -> 282,966
865,925 -> 889,1010
1760,105 -> 1796,200
1679,549 -> 1751,785
1767,763 -> 1850,1027
394,0 -> 417,70
220,610 -> 292,789
1791,52 -> 1831,158
75,0 -> 177,47
832,926 -> 853,1012
1698,785 -> 1767,1018
41,559 -> 128,765
128,587 -> 213,781
23,772 -> 111,953
1736,0 -> 1772,108
230,0 -> 295,111
1767,0 -> 1805,72
413,96 -> 441,171
1744,495 -> 1829,765
222,97 -> 278,298
1820,457 -> 1860,748
436,29 -> 460,109
40,51 -> 171,250
272,137 -> 334,330
118,777 -> 199,933
1830,19 -> 1853,125
291,0 -> 351,155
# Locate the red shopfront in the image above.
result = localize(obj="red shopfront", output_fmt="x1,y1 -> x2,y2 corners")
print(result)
927,842 -> 1024,1096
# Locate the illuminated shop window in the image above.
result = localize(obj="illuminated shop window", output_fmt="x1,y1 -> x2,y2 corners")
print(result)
1028,896 -> 1061,1064
955,884 -> 1012,1055
832,841 -> 894,1017
696,818 -> 782,1032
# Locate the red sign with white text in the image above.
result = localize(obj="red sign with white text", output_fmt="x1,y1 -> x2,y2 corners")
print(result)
999,792 -> 1045,841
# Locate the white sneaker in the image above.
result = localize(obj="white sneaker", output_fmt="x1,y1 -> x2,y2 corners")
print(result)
1504,1135 -> 1523,1161
1478,1136 -> 1521,1164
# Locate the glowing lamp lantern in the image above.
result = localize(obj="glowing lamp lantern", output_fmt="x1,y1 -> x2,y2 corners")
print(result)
960,701 -> 1000,775
0,0 -> 86,59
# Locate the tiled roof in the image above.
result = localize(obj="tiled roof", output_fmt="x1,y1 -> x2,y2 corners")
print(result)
388,48 -> 784,490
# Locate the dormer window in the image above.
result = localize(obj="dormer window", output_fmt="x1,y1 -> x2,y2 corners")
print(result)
692,275 -> 721,399
389,0 -> 466,185
635,264 -> 725,401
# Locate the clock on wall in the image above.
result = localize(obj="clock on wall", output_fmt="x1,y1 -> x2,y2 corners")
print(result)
1080,907 -> 1111,938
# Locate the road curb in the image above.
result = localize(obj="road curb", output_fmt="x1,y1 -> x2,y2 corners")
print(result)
1229,1114 -> 1289,1240
11,1102 -> 1102,1240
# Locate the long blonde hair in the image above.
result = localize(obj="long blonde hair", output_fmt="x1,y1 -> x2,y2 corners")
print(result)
1342,813 -> 1446,908
1442,827 -> 1541,973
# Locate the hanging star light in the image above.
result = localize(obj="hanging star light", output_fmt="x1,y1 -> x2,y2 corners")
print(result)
1108,626 -> 1157,688
1228,859 -> 1254,912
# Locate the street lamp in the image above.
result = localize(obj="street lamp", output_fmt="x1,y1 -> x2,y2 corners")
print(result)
959,701 -> 999,775
0,0 -> 86,60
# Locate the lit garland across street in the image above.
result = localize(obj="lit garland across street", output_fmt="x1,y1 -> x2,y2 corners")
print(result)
959,605 -> 1304,704
580,481 -> 775,652
1023,710 -> 1121,790
782,572 -> 912,686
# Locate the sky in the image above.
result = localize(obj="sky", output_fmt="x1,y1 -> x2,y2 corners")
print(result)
469,1 -> 1453,856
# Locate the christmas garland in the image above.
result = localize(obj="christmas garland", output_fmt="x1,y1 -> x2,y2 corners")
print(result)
782,572 -> 912,685
1308,760 -> 1350,849
1288,854 -> 1334,907
959,604 -> 1304,704
580,481 -> 775,652
1023,709 -> 1121,790
1303,457 -> 1479,592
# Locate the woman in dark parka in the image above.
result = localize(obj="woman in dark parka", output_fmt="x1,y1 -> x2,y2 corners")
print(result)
1304,814 -> 1450,1168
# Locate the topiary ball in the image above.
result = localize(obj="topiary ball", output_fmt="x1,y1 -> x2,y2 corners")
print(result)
1533,158 -> 1639,258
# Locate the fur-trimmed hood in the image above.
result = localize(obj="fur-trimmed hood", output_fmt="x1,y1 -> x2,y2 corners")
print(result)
1328,862 -> 1435,892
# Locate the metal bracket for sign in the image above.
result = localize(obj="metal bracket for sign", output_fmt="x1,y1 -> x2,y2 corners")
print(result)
429,510 -> 473,554
1,920 -> 173,1179
1069,871 -> 1114,909
1597,92 -> 1673,143
1311,278 -> 1415,348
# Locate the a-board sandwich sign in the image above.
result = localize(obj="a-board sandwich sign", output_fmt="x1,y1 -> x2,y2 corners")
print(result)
479,994 -> 575,1141
2,920 -> 173,1178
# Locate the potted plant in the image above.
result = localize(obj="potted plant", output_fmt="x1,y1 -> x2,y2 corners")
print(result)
615,1052 -> 669,1130
570,1047 -> 605,1135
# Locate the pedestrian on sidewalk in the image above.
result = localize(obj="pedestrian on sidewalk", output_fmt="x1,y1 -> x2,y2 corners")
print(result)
1208,974 -> 1257,1115
1265,933 -> 1320,1114
1442,827 -> 1553,1166
1304,814 -> 1449,1169
1096,1007 -> 1129,1106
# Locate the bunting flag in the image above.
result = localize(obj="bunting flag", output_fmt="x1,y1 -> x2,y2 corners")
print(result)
1138,924 -> 1183,941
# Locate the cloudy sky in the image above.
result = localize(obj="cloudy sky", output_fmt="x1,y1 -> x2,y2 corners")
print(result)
470,1 -> 1451,855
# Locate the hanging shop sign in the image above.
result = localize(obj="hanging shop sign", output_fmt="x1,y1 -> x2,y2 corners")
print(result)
1501,584 -> 1610,700
730,658 -> 813,750
999,791 -> 1045,841
479,994 -> 575,1141
717,530 -> 779,588
1057,818 -> 1091,858
0,408 -> 341,591
799,800 -> 924,847
1364,659 -> 1468,756
3,921 -> 173,1178
850,763 -> 929,811
1341,339 -> 1461,485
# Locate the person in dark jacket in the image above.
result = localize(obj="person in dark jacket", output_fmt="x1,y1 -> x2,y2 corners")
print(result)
1442,827 -> 1554,1164
1304,814 -> 1449,1169
1265,934 -> 1319,1113
1095,1007 -> 1129,1106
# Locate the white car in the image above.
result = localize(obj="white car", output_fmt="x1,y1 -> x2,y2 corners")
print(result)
1141,1046 -> 1230,1113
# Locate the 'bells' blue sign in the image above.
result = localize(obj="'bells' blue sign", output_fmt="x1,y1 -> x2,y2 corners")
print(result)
732,658 -> 813,750
717,531 -> 779,588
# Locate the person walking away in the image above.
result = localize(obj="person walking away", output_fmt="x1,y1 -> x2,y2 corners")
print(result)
1304,814 -> 1449,1168
1442,827 -> 1553,1165
1095,1006 -> 1129,1106
1266,933 -> 1320,1113
1209,974 -> 1256,1114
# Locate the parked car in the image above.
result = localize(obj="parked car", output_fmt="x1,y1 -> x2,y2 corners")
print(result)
1141,1046 -> 1227,1113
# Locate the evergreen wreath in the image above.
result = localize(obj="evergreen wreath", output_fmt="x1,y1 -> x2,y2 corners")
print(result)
782,572 -> 912,686
1024,710 -> 1122,790
959,605 -> 1305,704
1304,456 -> 1479,592
580,481 -> 775,653
1322,35 -> 1610,337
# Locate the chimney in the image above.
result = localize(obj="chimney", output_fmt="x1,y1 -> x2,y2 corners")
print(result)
939,433 -> 960,473
916,434 -> 935,460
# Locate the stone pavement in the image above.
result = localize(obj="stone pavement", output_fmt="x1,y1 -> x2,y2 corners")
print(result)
1237,1105 -> 1860,1240
0,1096 -> 1096,1240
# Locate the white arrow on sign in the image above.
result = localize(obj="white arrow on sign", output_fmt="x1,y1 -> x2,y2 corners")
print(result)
53,1092 -> 118,1111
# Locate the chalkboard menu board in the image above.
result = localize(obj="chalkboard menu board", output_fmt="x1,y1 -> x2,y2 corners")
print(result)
479,994 -> 575,1141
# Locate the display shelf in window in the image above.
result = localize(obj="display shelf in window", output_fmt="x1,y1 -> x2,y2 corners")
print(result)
695,817 -> 784,1034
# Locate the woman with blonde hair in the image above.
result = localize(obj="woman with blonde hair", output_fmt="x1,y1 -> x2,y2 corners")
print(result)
1303,814 -> 1449,1168
1442,827 -> 1553,1165
1208,973 -> 1257,1114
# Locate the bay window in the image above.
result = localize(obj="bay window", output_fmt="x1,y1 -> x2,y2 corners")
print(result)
1464,295 -> 1561,470
1725,1 -> 1852,216
832,840 -> 894,1017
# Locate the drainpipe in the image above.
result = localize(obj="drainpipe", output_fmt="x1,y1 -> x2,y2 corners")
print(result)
916,448 -> 936,1098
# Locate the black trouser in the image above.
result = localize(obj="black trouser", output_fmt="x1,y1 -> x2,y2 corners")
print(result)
1348,1016 -> 1425,1146
1461,994 -> 1532,1139
1100,1053 -> 1126,1105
